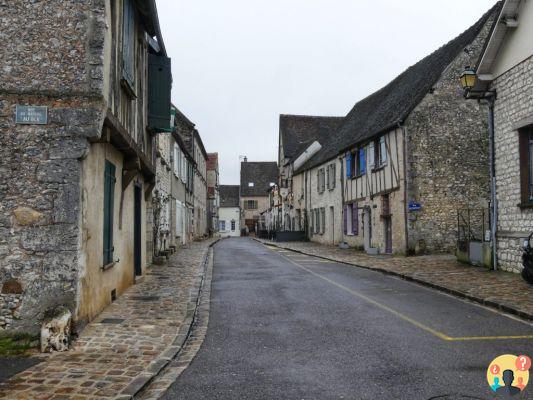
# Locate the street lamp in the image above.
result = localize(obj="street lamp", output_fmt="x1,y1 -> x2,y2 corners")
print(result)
459,67 -> 477,91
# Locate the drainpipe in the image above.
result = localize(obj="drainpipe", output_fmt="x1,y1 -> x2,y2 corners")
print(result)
400,123 -> 410,255
487,96 -> 498,271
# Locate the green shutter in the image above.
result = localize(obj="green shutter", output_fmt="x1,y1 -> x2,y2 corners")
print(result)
103,160 -> 116,265
122,0 -> 135,90
148,53 -> 172,130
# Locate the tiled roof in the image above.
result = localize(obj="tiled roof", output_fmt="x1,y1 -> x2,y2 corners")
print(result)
298,1 -> 502,173
240,162 -> 278,197
280,115 -> 344,163
220,185 -> 240,207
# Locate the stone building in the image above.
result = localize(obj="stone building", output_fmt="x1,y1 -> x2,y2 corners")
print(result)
469,0 -> 533,272
0,0 -> 171,333
179,125 -> 209,239
219,185 -> 241,237
170,107 -> 195,246
281,4 -> 500,255
207,153 -> 220,235
240,161 -> 279,233
277,115 -> 344,243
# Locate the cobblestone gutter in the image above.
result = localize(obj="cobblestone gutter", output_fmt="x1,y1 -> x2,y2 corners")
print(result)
0,239 -> 218,400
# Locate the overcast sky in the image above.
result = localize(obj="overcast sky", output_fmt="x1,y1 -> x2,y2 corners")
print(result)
156,0 -> 497,185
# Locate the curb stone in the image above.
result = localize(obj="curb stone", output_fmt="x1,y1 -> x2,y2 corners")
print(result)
120,238 -> 221,399
137,241 -> 216,400
255,238 -> 533,322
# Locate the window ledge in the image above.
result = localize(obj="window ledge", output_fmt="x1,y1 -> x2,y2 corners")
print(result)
372,165 -> 386,173
102,262 -> 116,271
351,174 -> 365,180
517,203 -> 533,209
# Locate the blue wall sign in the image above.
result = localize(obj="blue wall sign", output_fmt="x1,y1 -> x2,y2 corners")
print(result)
408,202 -> 422,212
15,105 -> 48,125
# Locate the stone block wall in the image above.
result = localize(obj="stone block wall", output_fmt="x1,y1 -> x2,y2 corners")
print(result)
0,0 -> 106,333
493,56 -> 533,272
404,17 -> 494,254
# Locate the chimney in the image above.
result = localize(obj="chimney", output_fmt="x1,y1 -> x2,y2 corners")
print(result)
244,156 -> 247,162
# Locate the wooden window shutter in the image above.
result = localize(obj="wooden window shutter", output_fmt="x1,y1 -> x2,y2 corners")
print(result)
352,203 -> 358,235
103,160 -> 116,266
148,53 -> 172,131
359,148 -> 366,175
122,0 -> 135,90
346,155 -> 352,178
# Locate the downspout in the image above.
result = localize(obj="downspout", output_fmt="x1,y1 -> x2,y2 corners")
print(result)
400,123 -> 410,255
487,96 -> 498,271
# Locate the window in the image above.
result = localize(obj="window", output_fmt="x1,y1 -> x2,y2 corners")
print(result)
122,0 -> 135,92
314,209 -> 321,234
244,200 -> 258,210
519,128 -> 533,204
343,203 -> 358,236
220,220 -> 226,231
231,220 -> 236,231
248,182 -> 254,187
103,160 -> 116,266
379,136 -> 387,166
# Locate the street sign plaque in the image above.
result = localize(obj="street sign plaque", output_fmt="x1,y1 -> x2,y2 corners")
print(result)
15,105 -> 48,125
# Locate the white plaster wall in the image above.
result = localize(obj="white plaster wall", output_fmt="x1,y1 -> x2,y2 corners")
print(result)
219,207 -> 241,237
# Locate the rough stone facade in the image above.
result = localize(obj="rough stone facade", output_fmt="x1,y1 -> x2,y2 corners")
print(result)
0,0 -> 162,334
492,56 -> 533,272
0,1 -> 105,333
154,132 -> 173,254
404,19 -> 493,254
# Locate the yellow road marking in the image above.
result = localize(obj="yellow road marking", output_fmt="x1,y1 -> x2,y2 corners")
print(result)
267,244 -> 533,342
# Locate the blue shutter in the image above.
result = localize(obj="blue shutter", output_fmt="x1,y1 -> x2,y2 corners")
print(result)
359,148 -> 366,175
346,154 -> 352,178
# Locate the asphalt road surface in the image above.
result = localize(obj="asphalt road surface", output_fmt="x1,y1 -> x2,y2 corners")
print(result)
163,238 -> 533,400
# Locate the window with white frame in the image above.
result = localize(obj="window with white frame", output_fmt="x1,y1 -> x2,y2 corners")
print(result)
219,220 -> 226,231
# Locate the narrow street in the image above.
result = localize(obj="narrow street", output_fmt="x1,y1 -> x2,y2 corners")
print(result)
163,238 -> 533,399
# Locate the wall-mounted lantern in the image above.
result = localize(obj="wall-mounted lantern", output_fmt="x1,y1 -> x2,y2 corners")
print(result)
460,67 -> 477,91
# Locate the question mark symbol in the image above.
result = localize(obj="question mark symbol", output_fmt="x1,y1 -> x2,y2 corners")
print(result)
516,355 -> 531,371
491,364 -> 500,374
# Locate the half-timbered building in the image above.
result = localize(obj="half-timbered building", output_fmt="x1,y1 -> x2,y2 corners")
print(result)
332,4 -> 500,254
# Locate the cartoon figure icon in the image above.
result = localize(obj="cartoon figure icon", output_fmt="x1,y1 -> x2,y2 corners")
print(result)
516,377 -> 526,391
495,370 -> 521,396
487,355 -> 530,396
491,376 -> 501,392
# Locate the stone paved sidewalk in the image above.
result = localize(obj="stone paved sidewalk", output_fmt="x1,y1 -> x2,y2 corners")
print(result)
256,239 -> 533,321
0,239 -> 217,400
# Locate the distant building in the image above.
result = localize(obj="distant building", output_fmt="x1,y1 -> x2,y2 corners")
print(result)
240,160 -> 278,234
207,153 -> 220,235
219,186 -> 241,237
